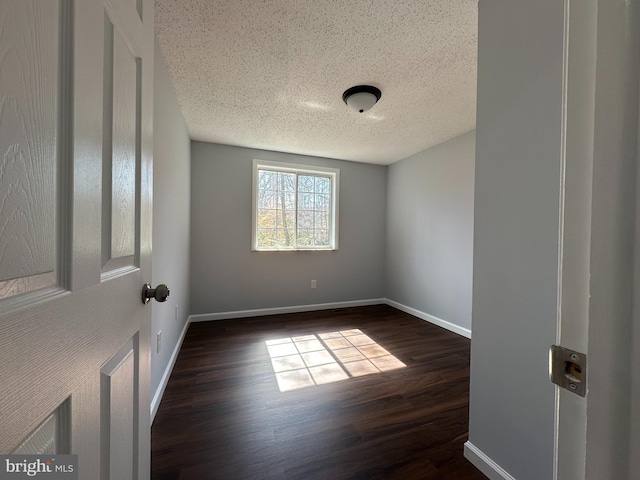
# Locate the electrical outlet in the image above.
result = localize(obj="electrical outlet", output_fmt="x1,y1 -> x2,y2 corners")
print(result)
175,304 -> 179,322
311,280 -> 317,289
157,331 -> 162,353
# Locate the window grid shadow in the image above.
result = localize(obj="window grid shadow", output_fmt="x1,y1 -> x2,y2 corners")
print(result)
266,329 -> 406,392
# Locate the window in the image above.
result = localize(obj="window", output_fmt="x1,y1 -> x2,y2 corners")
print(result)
252,160 -> 339,251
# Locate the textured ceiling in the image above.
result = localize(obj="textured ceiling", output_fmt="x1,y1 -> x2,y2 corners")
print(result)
155,0 -> 478,165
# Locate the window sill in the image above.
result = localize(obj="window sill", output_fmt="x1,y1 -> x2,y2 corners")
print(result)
252,248 -> 338,252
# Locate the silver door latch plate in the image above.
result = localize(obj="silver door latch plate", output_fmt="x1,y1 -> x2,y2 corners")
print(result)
549,345 -> 586,397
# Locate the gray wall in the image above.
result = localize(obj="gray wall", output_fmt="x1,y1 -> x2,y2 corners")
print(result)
467,1 -> 564,479
386,131 -> 475,333
190,142 -> 386,315
151,42 -> 191,406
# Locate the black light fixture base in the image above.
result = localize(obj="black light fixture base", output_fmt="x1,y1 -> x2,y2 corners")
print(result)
342,85 -> 382,105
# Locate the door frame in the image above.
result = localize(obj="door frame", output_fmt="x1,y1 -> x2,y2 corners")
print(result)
555,0 -> 640,478
554,0 -> 596,477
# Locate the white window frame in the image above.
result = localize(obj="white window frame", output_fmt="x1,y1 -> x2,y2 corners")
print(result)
252,159 -> 339,251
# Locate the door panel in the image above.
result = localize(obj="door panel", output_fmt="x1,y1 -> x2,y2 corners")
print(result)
110,26 -> 137,262
101,337 -> 138,480
0,0 -> 61,299
0,0 -> 154,478
13,399 -> 70,455
102,13 -> 139,274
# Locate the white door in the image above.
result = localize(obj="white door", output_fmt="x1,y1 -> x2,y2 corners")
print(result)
0,0 -> 154,478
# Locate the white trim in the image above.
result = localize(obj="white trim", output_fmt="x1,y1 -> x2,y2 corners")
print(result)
188,299 -> 384,322
384,299 -> 472,339
464,441 -> 516,480
252,158 -> 340,251
253,159 -> 340,177
150,317 -> 191,424
188,299 -> 472,339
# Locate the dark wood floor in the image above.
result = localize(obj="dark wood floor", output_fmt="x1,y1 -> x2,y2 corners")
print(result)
151,305 -> 486,480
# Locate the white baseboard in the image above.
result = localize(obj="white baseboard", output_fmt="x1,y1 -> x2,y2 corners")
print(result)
464,441 -> 516,480
188,298 -> 385,322
187,299 -> 471,339
150,317 -> 191,424
384,299 -> 472,339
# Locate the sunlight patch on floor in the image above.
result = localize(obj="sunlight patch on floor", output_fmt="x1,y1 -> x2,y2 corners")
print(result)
265,329 -> 406,392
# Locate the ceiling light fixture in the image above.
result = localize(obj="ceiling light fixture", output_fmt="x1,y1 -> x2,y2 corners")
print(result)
342,85 -> 381,113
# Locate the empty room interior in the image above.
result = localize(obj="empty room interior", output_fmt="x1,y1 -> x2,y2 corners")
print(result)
151,0 -> 482,477
150,0 -> 639,479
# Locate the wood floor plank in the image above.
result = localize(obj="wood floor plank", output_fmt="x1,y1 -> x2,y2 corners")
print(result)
151,305 -> 486,479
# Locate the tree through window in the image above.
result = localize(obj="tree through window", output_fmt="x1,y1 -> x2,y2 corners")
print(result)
252,160 -> 339,251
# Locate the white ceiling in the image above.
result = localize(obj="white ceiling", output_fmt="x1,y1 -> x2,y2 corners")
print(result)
155,0 -> 478,165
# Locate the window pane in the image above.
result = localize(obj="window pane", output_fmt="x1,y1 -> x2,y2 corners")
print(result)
279,172 -> 296,192
276,228 -> 295,247
314,229 -> 329,246
273,210 -> 283,229
258,209 -> 276,228
314,211 -> 329,229
297,230 -> 313,246
259,171 -> 277,191
298,211 -> 314,229
274,210 -> 294,229
298,175 -> 315,193
258,229 -> 276,247
283,211 -> 296,228
298,192 -> 314,210
258,190 -> 275,209
315,194 -> 330,211
282,192 -> 295,210
315,176 -> 330,194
